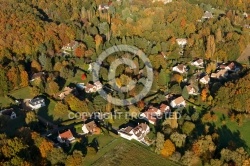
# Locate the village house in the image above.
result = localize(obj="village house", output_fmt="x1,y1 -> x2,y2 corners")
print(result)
176,38 -> 187,47
61,41 -> 79,54
0,108 -> 16,119
58,87 -> 76,100
152,0 -> 172,4
30,72 -> 45,82
185,85 -> 198,95
170,96 -> 186,108
172,64 -> 187,74
98,4 -> 110,11
199,75 -> 210,84
118,123 -> 150,144
202,11 -> 213,19
85,81 -> 103,93
28,97 -> 45,110
82,121 -> 100,135
140,104 -> 170,125
191,58 -> 204,68
211,69 -> 228,79
57,129 -> 76,144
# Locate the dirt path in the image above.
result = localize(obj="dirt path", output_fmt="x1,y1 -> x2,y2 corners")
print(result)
237,44 -> 250,65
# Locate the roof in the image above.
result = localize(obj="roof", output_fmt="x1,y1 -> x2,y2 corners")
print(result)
211,69 -> 228,79
172,96 -> 185,105
159,104 -> 169,113
59,130 -> 74,140
186,85 -> 194,93
202,75 -> 209,81
203,11 -> 213,18
177,64 -> 185,71
29,97 -> 44,105
227,62 -> 235,70
85,121 -> 97,132
132,123 -> 148,138
31,72 -> 44,80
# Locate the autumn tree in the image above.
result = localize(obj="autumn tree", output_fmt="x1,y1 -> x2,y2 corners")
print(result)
128,105 -> 140,118
53,102 -> 69,120
65,95 -> 89,112
0,68 -> 9,96
31,60 -> 42,72
161,139 -> 176,158
45,80 -> 59,96
205,35 -> 216,59
182,121 -> 195,135
170,132 -> 186,148
20,70 -> 29,87
65,150 -> 85,166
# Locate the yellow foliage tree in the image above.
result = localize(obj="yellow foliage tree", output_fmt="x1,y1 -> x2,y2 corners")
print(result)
161,139 -> 175,158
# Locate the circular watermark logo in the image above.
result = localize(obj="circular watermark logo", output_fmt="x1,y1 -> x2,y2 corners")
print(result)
92,45 -> 153,106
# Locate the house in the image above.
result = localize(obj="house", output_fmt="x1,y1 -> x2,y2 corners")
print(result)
172,64 -> 187,74
170,96 -> 186,108
94,81 -> 102,91
61,41 -> 79,54
199,75 -> 210,84
98,4 -> 110,11
152,0 -> 172,4
0,108 -> 16,119
191,58 -> 204,68
82,121 -> 100,135
176,38 -> 187,47
118,123 -> 150,144
225,62 -> 236,71
185,85 -> 197,95
85,81 -> 103,93
202,11 -> 213,19
85,83 -> 96,93
30,72 -> 45,82
58,87 -> 75,99
76,83 -> 85,90
211,69 -> 228,79
57,129 -> 75,143
28,97 -> 45,110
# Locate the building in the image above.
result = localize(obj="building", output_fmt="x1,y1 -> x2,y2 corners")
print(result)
85,81 -> 103,93
61,41 -> 79,54
202,11 -> 213,19
82,121 -> 100,135
30,72 -> 45,82
170,96 -> 186,108
185,85 -> 197,95
85,83 -> 96,93
58,87 -> 77,100
140,104 -> 170,125
118,123 -> 150,144
28,97 -> 45,110
172,64 -> 187,74
176,38 -> 187,47
94,81 -> 103,91
98,4 -> 110,11
191,58 -> 204,68
211,69 -> 228,79
199,75 -> 210,84
152,0 -> 172,4
57,129 -> 75,143
0,108 -> 16,119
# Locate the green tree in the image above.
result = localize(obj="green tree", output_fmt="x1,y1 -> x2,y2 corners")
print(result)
0,68 -> 9,96
155,132 -> 165,154
182,121 -> 195,135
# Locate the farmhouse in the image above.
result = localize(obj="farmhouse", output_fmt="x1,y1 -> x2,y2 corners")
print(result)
28,97 -> 45,110
191,58 -> 204,68
118,123 -> 150,144
57,129 -> 75,144
170,96 -> 186,108
82,121 -> 100,135
185,85 -> 198,95
172,64 -> 187,74
30,72 -> 45,82
176,38 -> 187,47
199,75 -> 210,84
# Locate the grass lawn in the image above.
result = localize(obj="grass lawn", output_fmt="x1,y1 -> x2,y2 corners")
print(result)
10,86 -> 33,99
88,138 -> 180,166
0,96 -> 13,108
213,110 -> 250,153
37,97 -> 57,123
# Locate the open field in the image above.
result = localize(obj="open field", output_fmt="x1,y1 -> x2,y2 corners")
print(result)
83,138 -> 180,166
0,96 -> 13,108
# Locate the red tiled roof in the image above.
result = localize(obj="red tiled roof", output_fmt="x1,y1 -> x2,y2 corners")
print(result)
59,130 -> 74,139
